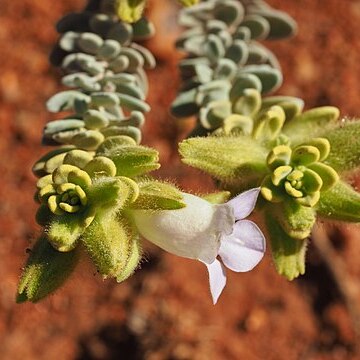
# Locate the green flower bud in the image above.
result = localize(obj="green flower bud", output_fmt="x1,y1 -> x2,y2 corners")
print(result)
261,139 -> 339,208
115,0 -> 147,24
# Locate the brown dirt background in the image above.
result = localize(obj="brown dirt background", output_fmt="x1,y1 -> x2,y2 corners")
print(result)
1,0 -> 360,359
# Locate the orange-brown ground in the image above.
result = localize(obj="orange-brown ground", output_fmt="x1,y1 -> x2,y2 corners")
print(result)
1,1 -> 360,359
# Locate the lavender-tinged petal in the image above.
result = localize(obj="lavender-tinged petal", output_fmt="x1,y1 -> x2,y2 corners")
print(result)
219,220 -> 265,272
227,188 -> 260,220
204,259 -> 227,305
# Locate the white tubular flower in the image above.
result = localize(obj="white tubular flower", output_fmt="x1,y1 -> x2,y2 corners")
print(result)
130,188 -> 266,304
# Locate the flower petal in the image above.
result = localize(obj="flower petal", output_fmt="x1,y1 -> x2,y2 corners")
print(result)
219,220 -> 265,272
204,259 -> 227,305
131,193 -> 232,264
226,187 -> 260,220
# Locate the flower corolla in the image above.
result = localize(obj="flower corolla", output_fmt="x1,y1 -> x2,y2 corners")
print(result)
131,188 -> 266,303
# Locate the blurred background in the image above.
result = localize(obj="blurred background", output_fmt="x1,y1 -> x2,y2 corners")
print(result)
1,0 -> 360,359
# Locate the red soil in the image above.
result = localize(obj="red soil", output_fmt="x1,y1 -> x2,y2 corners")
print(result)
0,0 -> 360,359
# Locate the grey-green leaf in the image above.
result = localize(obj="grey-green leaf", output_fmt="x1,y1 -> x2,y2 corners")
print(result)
47,91 -> 91,113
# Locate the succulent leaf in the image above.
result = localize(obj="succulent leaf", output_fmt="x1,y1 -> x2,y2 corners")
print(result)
84,157 -> 117,178
47,91 -> 90,113
282,107 -> 339,145
232,87 -> 262,117
260,96 -> 304,121
33,147 -> 75,177
307,162 -> 339,191
63,150 -> 93,169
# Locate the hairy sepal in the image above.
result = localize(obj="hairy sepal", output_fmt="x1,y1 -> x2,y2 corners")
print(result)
47,212 -> 92,252
130,180 -> 186,210
116,235 -> 142,282
88,176 -> 139,212
201,191 -> 231,204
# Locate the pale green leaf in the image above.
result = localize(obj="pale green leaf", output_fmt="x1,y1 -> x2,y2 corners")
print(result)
265,211 -> 307,280
17,236 -> 79,303
316,181 -> 360,222
81,214 -> 134,278
322,121 -> 360,173
179,136 -> 268,189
